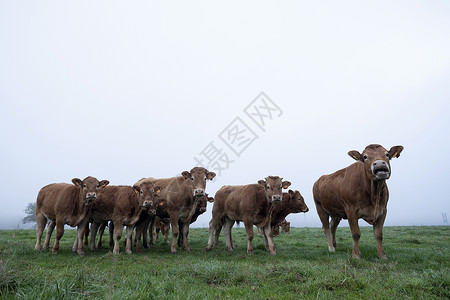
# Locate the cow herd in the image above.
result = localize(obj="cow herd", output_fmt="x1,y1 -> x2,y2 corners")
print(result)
34,144 -> 403,259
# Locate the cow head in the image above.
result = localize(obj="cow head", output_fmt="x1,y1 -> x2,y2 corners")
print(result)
258,176 -> 291,204
348,144 -> 404,181
72,176 -> 109,205
133,181 -> 161,215
280,220 -> 291,234
182,167 -> 216,197
196,194 -> 215,215
287,190 -> 309,213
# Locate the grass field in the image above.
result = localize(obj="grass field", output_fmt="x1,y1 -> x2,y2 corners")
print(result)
0,226 -> 449,299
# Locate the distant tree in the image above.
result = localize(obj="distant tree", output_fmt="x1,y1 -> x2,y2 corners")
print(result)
22,202 -> 36,224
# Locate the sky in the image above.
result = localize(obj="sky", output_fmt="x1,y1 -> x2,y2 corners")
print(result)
1,1 -> 449,230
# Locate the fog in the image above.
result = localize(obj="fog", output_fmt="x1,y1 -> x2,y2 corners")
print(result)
1,1 -> 449,230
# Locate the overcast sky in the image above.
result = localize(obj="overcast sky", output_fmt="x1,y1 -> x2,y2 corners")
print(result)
1,1 -> 449,230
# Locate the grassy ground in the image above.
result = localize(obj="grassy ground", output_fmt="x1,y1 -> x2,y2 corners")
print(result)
0,226 -> 449,299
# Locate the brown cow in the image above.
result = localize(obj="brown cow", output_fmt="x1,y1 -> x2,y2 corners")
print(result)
270,190 -> 308,233
177,194 -> 214,247
313,144 -> 403,259
154,216 -> 170,243
206,176 -> 291,255
35,176 -> 109,255
279,219 -> 291,234
136,167 -> 216,253
86,181 -> 160,254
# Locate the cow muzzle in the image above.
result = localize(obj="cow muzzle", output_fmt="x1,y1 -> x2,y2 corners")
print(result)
271,194 -> 282,204
194,189 -> 205,197
372,160 -> 391,180
85,193 -> 97,204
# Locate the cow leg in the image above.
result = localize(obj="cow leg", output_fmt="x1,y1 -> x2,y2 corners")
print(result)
206,217 -> 221,251
149,217 -> 155,245
112,221 -> 123,254
243,219 -> 254,255
180,222 -> 190,251
177,222 -> 183,247
169,214 -> 179,254
347,212 -> 361,258
155,225 -> 160,240
97,222 -> 106,249
223,218 -> 235,252
75,219 -> 89,256
83,222 -> 90,246
43,220 -> 55,251
214,225 -> 221,248
52,219 -> 65,255
315,202 -> 335,252
35,213 -> 48,251
109,222 -> 114,248
330,217 -> 341,248
263,222 -> 276,256
89,221 -> 101,251
125,226 -> 134,254
373,212 -> 387,259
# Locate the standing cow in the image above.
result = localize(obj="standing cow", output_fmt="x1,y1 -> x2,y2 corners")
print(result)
206,176 -> 291,255
136,167 -> 216,254
84,181 -> 160,254
313,144 -> 403,258
35,176 -> 109,255
270,189 -> 308,234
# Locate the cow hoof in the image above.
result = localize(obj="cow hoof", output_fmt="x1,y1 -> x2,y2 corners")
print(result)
52,250 -> 58,255
171,251 -> 177,255
379,255 -> 387,259
247,250 -> 253,255
328,246 -> 336,252
78,251 -> 85,257
270,251 -> 277,256
333,243 -> 337,248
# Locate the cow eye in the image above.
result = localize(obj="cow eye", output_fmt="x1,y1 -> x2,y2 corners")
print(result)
385,153 -> 390,158
363,155 -> 368,160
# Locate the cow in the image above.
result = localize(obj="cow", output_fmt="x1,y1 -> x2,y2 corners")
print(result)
135,167 -> 216,253
270,189 -> 308,234
85,180 -> 160,254
206,176 -> 291,255
279,219 -> 291,234
35,176 -> 109,255
154,216 -> 170,243
177,194 -> 214,247
313,144 -> 403,259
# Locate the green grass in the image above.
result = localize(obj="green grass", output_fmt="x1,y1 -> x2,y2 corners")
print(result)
1,226 -> 449,299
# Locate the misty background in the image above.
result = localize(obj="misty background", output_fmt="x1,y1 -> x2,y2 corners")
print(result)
1,1 -> 449,230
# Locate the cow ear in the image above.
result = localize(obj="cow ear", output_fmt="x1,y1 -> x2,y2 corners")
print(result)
348,150 -> 363,161
206,171 -> 216,180
282,181 -> 291,189
99,180 -> 109,188
72,178 -> 82,187
154,186 -> 161,195
388,145 -> 404,159
288,189 -> 294,197
133,185 -> 140,194
207,197 -> 214,203
182,171 -> 191,179
258,180 -> 266,188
